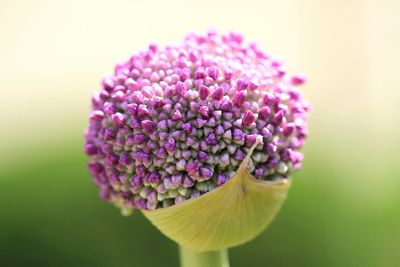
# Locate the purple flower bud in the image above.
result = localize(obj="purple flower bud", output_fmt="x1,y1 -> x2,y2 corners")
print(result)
245,134 -> 258,147
125,78 -> 139,91
207,66 -> 219,80
141,86 -> 154,98
149,172 -> 161,184
222,121 -> 232,130
182,150 -> 192,160
261,127 -> 272,139
101,143 -> 113,154
263,93 -> 277,106
194,68 -> 206,79
107,153 -> 119,165
133,133 -> 148,144
220,100 -> 233,112
219,153 -> 230,168
216,173 -> 228,186
171,174 -> 183,187
88,162 -> 104,175
211,87 -> 224,100
196,118 -> 207,128
175,81 -> 187,96
112,91 -> 125,102
200,141 -> 209,151
164,177 -> 173,189
233,129 -> 245,141
242,110 -> 256,126
236,79 -> 247,91
164,138 -> 176,152
163,103 -> 173,114
198,151 -> 209,162
156,147 -> 167,158
126,103 -> 138,115
158,120 -> 168,131
207,117 -> 216,127
99,90 -> 110,100
157,183 -> 167,193
248,81 -> 258,90
137,105 -> 150,118
103,102 -> 117,114
233,119 -> 242,128
266,143 -> 277,154
191,191 -> 201,199
266,157 -> 279,168
84,142 -> 98,156
199,106 -> 210,118
259,106 -> 271,120
232,91 -> 246,107
148,191 -> 157,203
200,167 -> 213,180
199,85 -> 210,100
111,113 -> 126,127
98,187 -> 112,200
183,176 -> 194,188
271,110 -> 285,125
136,166 -> 146,175
283,124 -> 295,136
291,74 -> 306,85
176,159 -> 186,170
234,149 -> 246,161
142,120 -> 157,133
171,130 -> 181,140
215,125 -> 224,135
132,151 -> 151,163
172,110 -> 183,121
153,97 -> 165,108
104,128 -> 116,140
133,92 -> 146,104
254,167 -> 266,178
212,110 -> 222,120
134,198 -> 147,209
182,122 -> 192,132
180,68 -> 191,81
130,118 -> 142,129
223,129 -> 232,140
189,51 -> 198,62
206,133 -> 217,145
186,161 -> 199,175
89,110 -> 104,121
102,77 -> 114,92
119,152 -> 132,166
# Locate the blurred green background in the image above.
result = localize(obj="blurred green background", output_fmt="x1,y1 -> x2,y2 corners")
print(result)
1,0 -> 399,266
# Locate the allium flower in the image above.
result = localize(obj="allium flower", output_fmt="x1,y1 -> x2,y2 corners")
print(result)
84,30 -> 310,214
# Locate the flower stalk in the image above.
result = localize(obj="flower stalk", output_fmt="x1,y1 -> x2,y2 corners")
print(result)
180,246 -> 229,267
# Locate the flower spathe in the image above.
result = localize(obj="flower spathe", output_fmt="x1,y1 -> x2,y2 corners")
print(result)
85,30 -> 310,211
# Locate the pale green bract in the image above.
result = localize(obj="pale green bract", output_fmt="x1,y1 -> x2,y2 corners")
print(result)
143,136 -> 290,251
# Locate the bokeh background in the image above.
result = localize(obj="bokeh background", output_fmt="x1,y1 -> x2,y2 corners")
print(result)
1,0 -> 399,266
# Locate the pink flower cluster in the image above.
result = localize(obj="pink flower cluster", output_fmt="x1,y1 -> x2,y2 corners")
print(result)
84,31 -> 310,210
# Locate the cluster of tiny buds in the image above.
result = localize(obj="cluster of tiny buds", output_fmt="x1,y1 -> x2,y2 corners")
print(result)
84,30 -> 310,210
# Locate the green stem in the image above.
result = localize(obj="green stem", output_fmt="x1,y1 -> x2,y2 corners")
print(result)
179,246 -> 229,267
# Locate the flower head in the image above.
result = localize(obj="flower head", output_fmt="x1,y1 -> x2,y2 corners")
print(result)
85,30 -> 310,211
